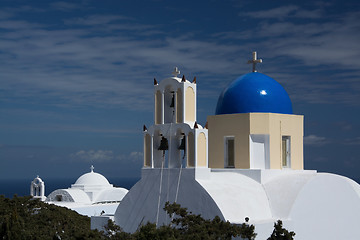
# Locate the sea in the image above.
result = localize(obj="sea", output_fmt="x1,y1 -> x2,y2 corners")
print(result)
0,177 -> 141,198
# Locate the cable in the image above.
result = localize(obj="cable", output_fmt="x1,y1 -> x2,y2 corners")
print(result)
156,153 -> 165,227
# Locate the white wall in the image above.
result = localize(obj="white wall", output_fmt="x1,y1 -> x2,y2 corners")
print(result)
114,168 -> 223,233
250,134 -> 269,169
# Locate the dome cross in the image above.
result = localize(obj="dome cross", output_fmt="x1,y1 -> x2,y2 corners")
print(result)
247,52 -> 262,72
172,67 -> 180,77
90,165 -> 94,172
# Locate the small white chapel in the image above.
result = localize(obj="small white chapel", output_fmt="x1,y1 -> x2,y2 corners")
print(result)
113,52 -> 360,240
31,166 -> 128,218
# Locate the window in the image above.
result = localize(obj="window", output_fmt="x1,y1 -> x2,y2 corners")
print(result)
282,136 -> 291,168
225,137 -> 235,168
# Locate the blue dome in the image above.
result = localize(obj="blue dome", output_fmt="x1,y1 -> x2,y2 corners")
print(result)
215,72 -> 293,115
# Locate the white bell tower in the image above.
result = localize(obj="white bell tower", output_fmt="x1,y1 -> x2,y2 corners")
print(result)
144,68 -> 208,169
30,175 -> 46,201
154,67 -> 197,126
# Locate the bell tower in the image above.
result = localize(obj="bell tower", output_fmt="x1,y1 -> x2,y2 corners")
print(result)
154,67 -> 196,126
30,175 -> 46,201
144,68 -> 207,169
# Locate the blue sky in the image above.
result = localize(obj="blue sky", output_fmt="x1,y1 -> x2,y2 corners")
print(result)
0,0 -> 359,182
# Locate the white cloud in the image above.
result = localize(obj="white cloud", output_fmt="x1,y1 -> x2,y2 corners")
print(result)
0,3 -> 360,111
129,151 -> 143,161
240,5 -> 299,19
64,14 -> 131,26
304,135 -> 329,146
234,7 -> 360,105
117,151 -> 143,163
71,150 -> 114,162
344,137 -> 360,146
50,2 -> 82,11
239,5 -> 322,20
246,13 -> 360,70
0,11 -> 247,111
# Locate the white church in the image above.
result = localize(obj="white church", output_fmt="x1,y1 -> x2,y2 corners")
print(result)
30,166 -> 128,218
111,52 -> 360,240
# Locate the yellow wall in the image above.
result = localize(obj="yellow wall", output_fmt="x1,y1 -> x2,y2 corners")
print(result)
208,113 -> 303,170
197,132 -> 207,167
208,114 -> 250,169
185,87 -> 195,122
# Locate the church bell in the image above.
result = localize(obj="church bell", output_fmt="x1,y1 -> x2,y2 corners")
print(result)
158,136 -> 169,151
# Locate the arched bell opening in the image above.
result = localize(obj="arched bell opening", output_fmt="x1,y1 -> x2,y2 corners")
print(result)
170,128 -> 185,168
157,132 -> 169,168
155,90 -> 162,124
187,132 -> 195,167
144,133 -> 152,167
153,130 -> 164,168
176,88 -> 183,123
31,183 -> 39,196
164,85 -> 175,123
35,185 -> 40,196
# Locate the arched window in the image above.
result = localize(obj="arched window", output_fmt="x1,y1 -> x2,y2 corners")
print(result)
164,86 -> 175,123
153,130 -> 163,168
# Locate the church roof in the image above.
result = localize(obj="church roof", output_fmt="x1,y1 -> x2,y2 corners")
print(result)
46,188 -> 92,203
215,72 -> 293,115
74,170 -> 111,187
95,188 -> 129,203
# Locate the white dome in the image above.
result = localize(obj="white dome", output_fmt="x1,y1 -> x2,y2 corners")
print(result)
74,171 -> 111,186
